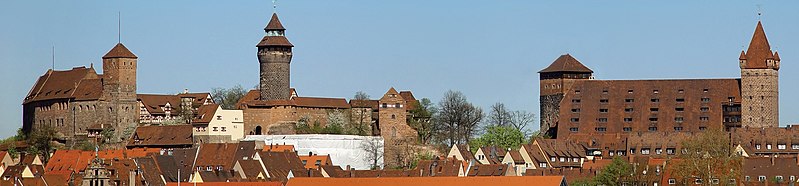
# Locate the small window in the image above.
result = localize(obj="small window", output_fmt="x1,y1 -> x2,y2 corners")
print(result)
756,144 -> 761,149
651,98 -> 660,103
571,108 -> 581,113
599,109 -> 609,113
570,118 -> 580,122
213,127 -> 218,131
703,89 -> 709,93
676,98 -> 685,102
767,144 -> 772,150
675,107 -> 684,112
656,148 -> 662,155
678,89 -> 684,94
598,118 -> 608,123
575,90 -> 581,94
701,98 -> 711,103
648,127 -> 657,131
699,116 -> 709,121
624,108 -> 634,112
381,103 -> 387,108
700,107 -> 709,112
792,144 -> 799,149
675,117 -> 684,123
216,116 -> 222,120
778,144 -> 786,150
674,127 -> 683,131
630,148 -> 636,155
550,157 -> 556,162
569,127 -> 579,132
668,179 -> 676,185
666,148 -> 675,155
650,108 -> 659,112
625,98 -> 634,103
628,90 -> 634,94
623,127 -> 632,132
641,148 -> 650,155
624,118 -> 633,122
221,127 -> 226,132
699,127 -> 707,131
600,99 -> 609,103
649,117 -> 658,122
595,127 -> 607,132
572,99 -> 581,103
602,90 -> 609,94
539,163 -> 547,168
758,176 -> 766,182
653,90 -> 659,94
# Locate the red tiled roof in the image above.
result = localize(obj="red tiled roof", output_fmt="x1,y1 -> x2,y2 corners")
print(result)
265,13 -> 286,31
349,100 -> 379,110
137,94 -> 182,115
23,67 -> 101,104
294,97 -> 350,109
167,182 -> 282,186
102,43 -> 138,59
299,155 -> 332,169
257,36 -> 294,47
196,143 -> 239,170
538,54 -> 593,73
127,125 -> 194,148
192,104 -> 220,124
286,176 -> 567,186
263,144 -> 295,152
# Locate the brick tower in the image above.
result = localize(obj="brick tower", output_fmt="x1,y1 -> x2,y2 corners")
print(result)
538,54 -> 593,138
102,43 -> 139,138
740,21 -> 780,128
378,87 -> 417,167
257,13 -> 294,100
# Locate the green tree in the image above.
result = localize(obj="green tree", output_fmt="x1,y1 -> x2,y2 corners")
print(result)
468,125 -> 525,152
670,129 -> 741,186
211,84 -> 248,109
409,98 -> 435,144
27,127 -> 56,162
594,157 -> 633,186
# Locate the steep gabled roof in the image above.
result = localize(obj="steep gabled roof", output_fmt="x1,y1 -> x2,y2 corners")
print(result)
538,54 -> 593,73
102,43 -> 138,59
23,67 -> 101,104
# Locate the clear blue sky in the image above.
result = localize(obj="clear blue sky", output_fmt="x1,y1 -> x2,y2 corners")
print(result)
1,1 -> 798,138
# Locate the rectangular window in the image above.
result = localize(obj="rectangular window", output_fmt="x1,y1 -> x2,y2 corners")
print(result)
675,107 -> 684,112
641,148 -> 650,155
221,127 -> 226,132
700,116 -> 709,121
792,144 -> 799,149
653,90 -> 659,94
572,99 -> 581,103
674,127 -> 683,131
624,108 -> 634,113
216,116 -> 222,120
700,107 -> 709,112
569,127 -> 578,132
598,118 -> 608,123
625,98 -> 634,103
758,176 -> 766,182
539,163 -> 547,168
650,108 -> 659,112
676,98 -> 685,102
648,127 -> 658,131
651,98 -> 660,103
668,179 -> 676,185
701,98 -> 711,103
599,109 -> 609,113
675,117 -> 684,123
767,144 -> 772,149
571,108 -> 581,113
624,118 -> 633,122
649,117 -> 658,122
570,118 -> 580,122
666,148 -> 675,155
656,148 -> 662,155
595,127 -> 607,132
600,99 -> 609,103
550,157 -> 556,162
630,148 -> 636,155
575,90 -> 581,94
559,157 -> 565,162
213,127 -> 218,131
623,127 -> 632,132
699,127 -> 707,131
778,144 -> 786,150
756,144 -> 761,149
628,90 -> 634,94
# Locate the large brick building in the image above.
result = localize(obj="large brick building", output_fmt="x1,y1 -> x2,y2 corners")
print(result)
539,21 -> 780,153
22,43 -> 140,142
238,13 -> 422,167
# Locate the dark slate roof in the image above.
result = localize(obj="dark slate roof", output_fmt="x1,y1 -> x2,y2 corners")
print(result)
538,54 -> 593,73
102,43 -> 138,59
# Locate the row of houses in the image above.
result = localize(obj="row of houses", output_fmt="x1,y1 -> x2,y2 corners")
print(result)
0,141 -> 569,186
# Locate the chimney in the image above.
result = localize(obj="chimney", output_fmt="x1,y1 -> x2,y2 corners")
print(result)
346,165 -> 350,170
309,151 -> 313,156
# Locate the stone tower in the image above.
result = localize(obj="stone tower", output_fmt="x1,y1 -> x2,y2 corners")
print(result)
378,87 -> 417,167
538,54 -> 593,138
102,43 -> 139,138
740,21 -> 780,128
257,13 -> 294,100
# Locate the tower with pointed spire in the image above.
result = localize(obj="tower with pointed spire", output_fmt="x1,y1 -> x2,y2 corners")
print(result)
740,21 -> 780,128
257,13 -> 294,101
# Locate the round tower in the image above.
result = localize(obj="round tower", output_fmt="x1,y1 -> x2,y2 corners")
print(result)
257,13 -> 294,100
739,21 -> 780,128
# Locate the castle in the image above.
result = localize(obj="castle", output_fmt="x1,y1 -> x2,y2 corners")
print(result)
22,43 -> 140,143
539,21 -> 780,154
235,13 -> 423,167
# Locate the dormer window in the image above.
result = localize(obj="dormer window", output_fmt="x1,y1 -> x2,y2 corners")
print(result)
266,30 -> 285,36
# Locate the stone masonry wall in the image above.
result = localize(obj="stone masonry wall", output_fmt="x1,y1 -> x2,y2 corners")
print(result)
741,69 -> 779,128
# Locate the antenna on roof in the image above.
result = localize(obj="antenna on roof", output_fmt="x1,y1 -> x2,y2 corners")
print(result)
118,11 -> 122,43
272,0 -> 278,13
51,45 -> 55,70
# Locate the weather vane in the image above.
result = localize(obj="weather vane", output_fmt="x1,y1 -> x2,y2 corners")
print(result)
756,4 -> 762,20
272,0 -> 277,13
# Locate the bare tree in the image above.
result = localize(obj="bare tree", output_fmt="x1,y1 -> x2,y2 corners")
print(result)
354,91 -> 370,100
434,90 -> 483,147
360,137 -> 384,170
350,91 -> 371,136
487,103 -> 512,127
509,110 -> 536,136
409,98 -> 435,144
